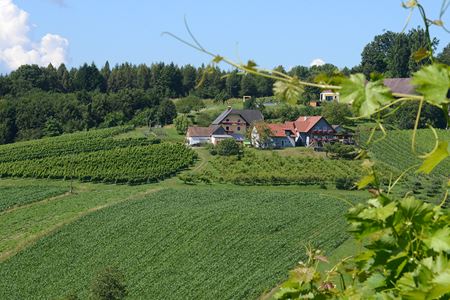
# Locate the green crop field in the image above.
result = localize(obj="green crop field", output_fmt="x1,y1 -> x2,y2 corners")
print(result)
0,143 -> 196,184
0,182 -> 67,212
360,128 -> 450,204
360,128 -> 450,176
0,126 -> 141,163
0,127 -> 196,184
193,149 -> 364,186
0,186 -> 365,300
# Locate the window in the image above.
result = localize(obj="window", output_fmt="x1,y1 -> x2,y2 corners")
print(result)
226,126 -> 229,131
237,126 -> 241,131
325,96 -> 334,101
238,119 -> 241,122
226,118 -> 230,122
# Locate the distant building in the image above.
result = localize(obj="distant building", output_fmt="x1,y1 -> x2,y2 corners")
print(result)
320,90 -> 340,102
251,123 -> 296,149
310,90 -> 339,107
186,125 -> 226,146
252,116 -> 341,148
211,107 -> 264,135
186,107 -> 263,146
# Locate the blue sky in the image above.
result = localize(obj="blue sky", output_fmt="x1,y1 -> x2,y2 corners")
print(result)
1,0 -> 449,73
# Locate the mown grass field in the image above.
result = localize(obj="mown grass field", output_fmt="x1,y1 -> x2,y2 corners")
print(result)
0,183 -> 366,300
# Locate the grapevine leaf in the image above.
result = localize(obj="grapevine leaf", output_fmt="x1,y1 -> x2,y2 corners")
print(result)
412,63 -> 450,107
401,0 -> 417,8
423,227 -> 450,252
358,201 -> 397,222
366,273 -> 386,289
212,55 -> 223,64
432,19 -> 444,26
430,271 -> 450,299
417,141 -> 449,174
412,48 -> 430,63
340,74 -> 394,117
273,287 -> 300,300
245,60 -> 258,71
357,174 -> 375,190
273,81 -> 303,105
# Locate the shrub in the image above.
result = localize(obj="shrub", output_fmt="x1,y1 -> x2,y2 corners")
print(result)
335,177 -> 355,190
321,101 -> 354,126
60,292 -> 79,300
90,266 -> 127,300
216,139 -> 241,156
43,117 -> 63,137
101,112 -> 126,128
175,95 -> 205,113
324,143 -> 358,159
174,114 -> 190,134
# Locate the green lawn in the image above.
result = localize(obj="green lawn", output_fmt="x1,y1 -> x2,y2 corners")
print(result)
0,185 -> 365,300
114,125 -> 185,143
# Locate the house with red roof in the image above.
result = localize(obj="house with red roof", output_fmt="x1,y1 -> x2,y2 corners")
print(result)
251,116 -> 338,148
251,123 -> 296,149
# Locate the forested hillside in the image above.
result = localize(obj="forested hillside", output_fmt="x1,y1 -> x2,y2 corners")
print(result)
0,27 -> 447,145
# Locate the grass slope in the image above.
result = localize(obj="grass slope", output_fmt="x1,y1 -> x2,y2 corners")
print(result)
0,187 -> 363,300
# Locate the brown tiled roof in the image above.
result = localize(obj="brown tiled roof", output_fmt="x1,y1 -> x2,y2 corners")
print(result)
267,124 -> 293,137
383,78 -> 417,95
187,125 -> 224,137
293,116 -> 324,133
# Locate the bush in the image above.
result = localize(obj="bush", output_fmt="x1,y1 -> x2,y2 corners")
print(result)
174,114 -> 190,134
43,117 -> 63,137
60,292 -> 79,300
195,110 -> 221,127
216,139 -> 241,156
90,266 -> 127,300
175,95 -> 205,113
335,177 -> 355,190
321,101 -> 354,126
101,112 -> 126,128
205,143 -> 217,155
324,143 -> 358,159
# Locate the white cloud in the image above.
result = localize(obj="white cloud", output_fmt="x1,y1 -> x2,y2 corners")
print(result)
310,58 -> 325,67
0,0 -> 69,71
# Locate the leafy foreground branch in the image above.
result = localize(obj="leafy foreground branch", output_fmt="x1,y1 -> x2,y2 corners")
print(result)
273,189 -> 450,299
165,1 -> 450,298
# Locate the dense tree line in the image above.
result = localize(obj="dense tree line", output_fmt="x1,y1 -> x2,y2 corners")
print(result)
0,27 -> 448,144
353,28 -> 444,77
